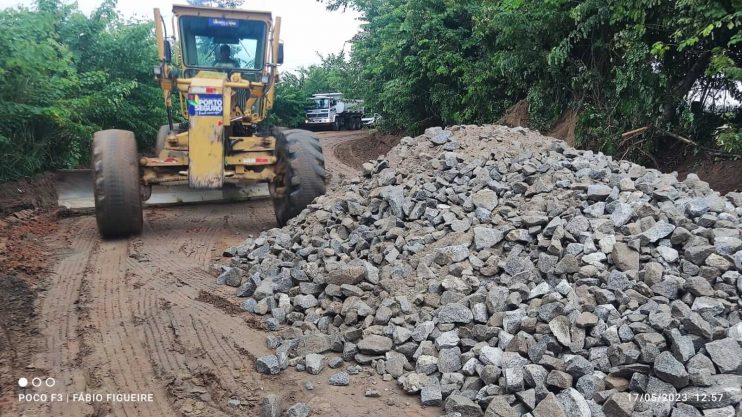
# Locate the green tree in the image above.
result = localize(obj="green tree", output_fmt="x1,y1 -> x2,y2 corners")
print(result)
0,0 -> 166,181
321,0 -> 742,156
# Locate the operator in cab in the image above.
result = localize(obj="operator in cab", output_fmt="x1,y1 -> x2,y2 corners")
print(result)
215,44 -> 239,68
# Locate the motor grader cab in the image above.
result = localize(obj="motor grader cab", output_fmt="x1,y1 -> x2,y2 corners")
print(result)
91,4 -> 326,238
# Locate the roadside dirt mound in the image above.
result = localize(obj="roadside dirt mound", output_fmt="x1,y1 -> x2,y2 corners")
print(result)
0,173 -> 58,217
333,131 -> 401,169
655,139 -> 742,194
547,108 -> 579,146
0,211 -> 58,279
497,99 -> 530,128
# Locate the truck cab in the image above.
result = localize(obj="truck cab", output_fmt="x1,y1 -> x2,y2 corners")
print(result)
304,93 -> 364,131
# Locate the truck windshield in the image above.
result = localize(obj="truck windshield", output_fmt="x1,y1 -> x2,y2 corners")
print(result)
306,99 -> 330,110
180,16 -> 266,70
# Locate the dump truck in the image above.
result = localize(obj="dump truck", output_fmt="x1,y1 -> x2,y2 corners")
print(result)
304,93 -> 364,131
91,4 -> 326,237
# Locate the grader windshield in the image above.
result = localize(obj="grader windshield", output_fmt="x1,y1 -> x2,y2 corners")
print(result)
180,16 -> 267,70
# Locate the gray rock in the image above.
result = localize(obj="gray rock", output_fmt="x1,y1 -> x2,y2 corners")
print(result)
504,367 -> 524,392
557,388 -> 591,417
445,394 -> 484,417
421,384 -> 443,406
533,393 -> 567,417
328,356 -> 343,369
611,203 -> 634,227
439,303 -> 474,324
654,351 -> 689,388
612,242 -> 640,271
473,189 -> 498,211
704,338 -> 742,373
547,370 -> 573,390
549,316 -> 572,346
684,245 -> 715,265
327,264 -> 367,285
714,237 -> 742,256
480,346 -> 502,367
295,294 -> 319,310
357,335 -> 393,354
287,402 -> 311,417
641,221 -> 676,244
217,267 -> 242,287
305,353 -> 324,375
565,356 -> 594,378
256,355 -> 280,375
412,320 -> 435,342
657,246 -> 679,263
399,372 -> 434,394
555,255 -> 580,274
436,245 -> 471,264
485,396 -> 518,417
436,330 -> 461,349
602,392 -> 636,417
474,227 -> 505,250
429,128 -> 453,145
416,355 -> 439,375
439,347 -> 463,373
329,371 -> 350,386
587,184 -> 612,201
670,403 -> 702,417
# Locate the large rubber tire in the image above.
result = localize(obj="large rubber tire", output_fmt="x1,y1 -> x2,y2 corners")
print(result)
271,129 -> 327,226
92,129 -> 143,238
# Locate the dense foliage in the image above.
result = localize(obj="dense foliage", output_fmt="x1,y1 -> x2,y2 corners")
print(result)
318,0 -> 742,158
0,0 -> 165,181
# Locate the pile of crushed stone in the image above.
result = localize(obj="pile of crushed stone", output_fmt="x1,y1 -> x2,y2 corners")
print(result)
217,124 -> 742,417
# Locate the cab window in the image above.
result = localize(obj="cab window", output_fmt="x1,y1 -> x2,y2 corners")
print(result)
180,16 -> 266,70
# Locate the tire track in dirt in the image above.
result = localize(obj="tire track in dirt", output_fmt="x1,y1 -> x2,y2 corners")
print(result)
81,239 -> 172,417
21,217 -> 98,417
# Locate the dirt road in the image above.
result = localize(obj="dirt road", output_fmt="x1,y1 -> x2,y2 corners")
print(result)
2,130 -> 436,417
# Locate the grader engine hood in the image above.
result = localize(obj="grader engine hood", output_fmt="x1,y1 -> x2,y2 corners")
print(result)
187,78 -> 226,189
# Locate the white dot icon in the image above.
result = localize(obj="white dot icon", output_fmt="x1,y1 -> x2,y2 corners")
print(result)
18,377 -> 28,388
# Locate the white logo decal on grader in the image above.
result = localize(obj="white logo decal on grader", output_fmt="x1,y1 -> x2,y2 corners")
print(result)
91,4 -> 326,238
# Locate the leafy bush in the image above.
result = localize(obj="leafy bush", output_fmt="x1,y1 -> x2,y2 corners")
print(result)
0,0 -> 165,181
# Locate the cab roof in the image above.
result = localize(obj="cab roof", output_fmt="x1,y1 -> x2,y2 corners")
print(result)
172,4 -> 272,22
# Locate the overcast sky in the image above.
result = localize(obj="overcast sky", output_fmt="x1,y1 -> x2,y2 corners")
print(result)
0,0 -> 362,71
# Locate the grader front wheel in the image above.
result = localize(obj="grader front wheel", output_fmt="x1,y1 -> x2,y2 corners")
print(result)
92,129 -> 143,238
270,129 -> 327,227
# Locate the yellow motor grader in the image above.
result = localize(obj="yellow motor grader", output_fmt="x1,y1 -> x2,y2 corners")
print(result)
92,4 -> 326,238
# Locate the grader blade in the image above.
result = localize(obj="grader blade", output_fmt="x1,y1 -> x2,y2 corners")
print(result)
55,169 -> 268,211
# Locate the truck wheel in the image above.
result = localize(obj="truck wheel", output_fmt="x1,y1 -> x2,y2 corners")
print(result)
270,129 -> 327,226
333,119 -> 340,131
92,129 -> 143,238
